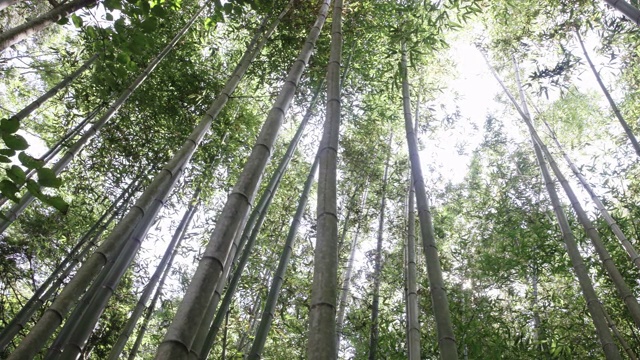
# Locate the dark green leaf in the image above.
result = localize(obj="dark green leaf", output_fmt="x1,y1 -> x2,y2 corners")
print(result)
151,5 -> 166,18
105,12 -> 114,21
37,168 -> 62,188
18,152 -> 44,169
140,17 -> 157,33
71,14 -> 83,28
0,155 -> 10,163
3,134 -> 28,150
0,180 -> 20,202
43,195 -> 69,214
0,149 -> 15,157
0,118 -> 20,134
6,165 -> 26,185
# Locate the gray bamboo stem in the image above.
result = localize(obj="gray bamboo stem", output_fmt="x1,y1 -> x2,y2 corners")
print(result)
248,153 -> 320,359
368,133 -> 392,360
603,0 -> 640,25
307,0 -> 343,358
401,41 -> 458,360
0,0 -> 97,52
406,178 -> 421,360
576,30 -> 640,157
336,187 -> 368,352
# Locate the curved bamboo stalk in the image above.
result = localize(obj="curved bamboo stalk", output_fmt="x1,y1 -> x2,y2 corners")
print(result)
307,0 -> 343,358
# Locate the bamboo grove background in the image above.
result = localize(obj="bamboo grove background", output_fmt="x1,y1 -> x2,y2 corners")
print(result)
2,0 -> 640,359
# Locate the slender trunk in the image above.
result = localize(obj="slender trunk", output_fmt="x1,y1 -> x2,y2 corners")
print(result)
199,77 -> 324,358
156,1 -> 321,357
9,54 -> 98,123
406,177 -> 421,360
336,188 -> 368,351
541,118 -> 640,270
195,219 -> 248,360
483,50 -> 620,358
336,207 -> 351,252
0,177 -> 136,352
401,41 -> 458,360
248,153 -> 320,359
221,311 -> 229,360
7,3 -> 272,357
0,0 -> 21,11
602,304 -> 638,360
368,134 -> 392,360
236,292 -> 263,354
603,0 -> 640,26
0,0 -> 97,52
509,57 -> 640,330
0,0 -> 211,234
107,188 -> 201,360
576,30 -> 640,157
307,0 -> 343,358
127,204 -> 191,360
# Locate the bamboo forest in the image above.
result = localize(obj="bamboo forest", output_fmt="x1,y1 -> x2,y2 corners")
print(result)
5,0 -> 640,359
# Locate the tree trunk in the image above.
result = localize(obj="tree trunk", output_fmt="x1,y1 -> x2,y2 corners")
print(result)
406,177 -> 421,360
7,3 -> 273,357
335,187 -> 368,352
401,41 -> 458,360
0,0 -> 97,52
248,153 -> 320,359
195,15 -> 327,354
0,0 -> 212,234
155,0 -> 325,357
541,118 -> 640,270
307,0 -> 343,358
484,50 -> 621,359
368,133 -> 392,360
576,30 -> 640,157
603,0 -> 640,26
106,187 -> 201,360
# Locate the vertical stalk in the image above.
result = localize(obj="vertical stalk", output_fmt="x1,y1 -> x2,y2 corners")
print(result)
401,41 -> 458,360
406,177 -> 421,360
336,187 -> 368,351
368,133 -> 393,360
307,0 -> 343,357
248,153 -> 320,359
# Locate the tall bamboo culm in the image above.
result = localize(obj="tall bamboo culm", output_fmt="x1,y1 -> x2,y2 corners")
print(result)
307,0 -> 343,358
401,41 -> 458,360
6,4 -> 277,358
